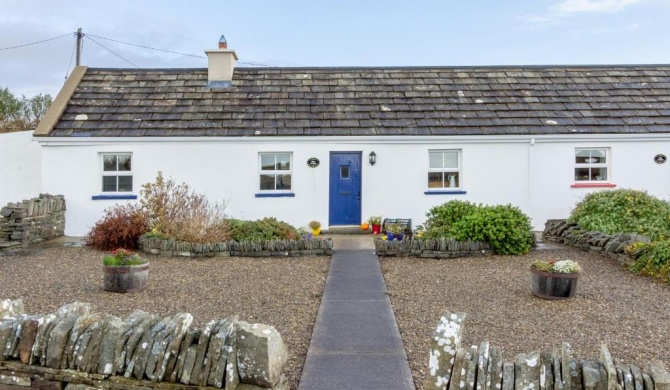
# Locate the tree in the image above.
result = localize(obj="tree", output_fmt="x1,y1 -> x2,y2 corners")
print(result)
0,86 -> 53,132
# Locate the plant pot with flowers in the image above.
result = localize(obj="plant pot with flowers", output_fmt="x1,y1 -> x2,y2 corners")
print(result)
309,220 -> 321,236
103,248 -> 149,293
530,259 -> 581,300
368,216 -> 382,234
387,223 -> 403,241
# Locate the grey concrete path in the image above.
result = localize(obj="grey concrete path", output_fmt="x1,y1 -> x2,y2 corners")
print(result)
299,235 -> 415,390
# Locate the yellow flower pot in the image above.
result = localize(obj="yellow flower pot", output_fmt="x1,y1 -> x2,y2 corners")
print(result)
312,227 -> 321,236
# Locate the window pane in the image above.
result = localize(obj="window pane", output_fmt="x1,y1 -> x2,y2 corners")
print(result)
260,175 -> 275,190
261,154 -> 275,171
103,155 -> 117,171
575,168 -> 590,181
428,172 -> 443,188
118,155 -> 131,171
590,168 -> 607,181
118,176 -> 133,192
445,172 -> 459,188
340,166 -> 350,179
102,176 -> 117,192
276,154 -> 291,171
443,152 -> 458,169
429,152 -> 443,169
575,150 -> 590,164
591,150 -> 606,164
276,174 -> 292,190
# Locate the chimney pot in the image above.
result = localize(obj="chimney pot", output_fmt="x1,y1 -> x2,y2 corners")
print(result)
218,35 -> 227,49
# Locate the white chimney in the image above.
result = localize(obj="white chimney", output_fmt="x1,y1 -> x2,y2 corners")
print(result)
205,35 -> 238,88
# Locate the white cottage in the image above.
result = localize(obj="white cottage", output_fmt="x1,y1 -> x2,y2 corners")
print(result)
33,41 -> 670,236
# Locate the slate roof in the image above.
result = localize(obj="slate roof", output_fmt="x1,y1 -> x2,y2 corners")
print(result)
48,65 -> 670,137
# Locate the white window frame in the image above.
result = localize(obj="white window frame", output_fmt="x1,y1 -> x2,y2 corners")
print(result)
101,153 -> 133,193
574,148 -> 610,182
258,152 -> 293,192
427,149 -> 462,189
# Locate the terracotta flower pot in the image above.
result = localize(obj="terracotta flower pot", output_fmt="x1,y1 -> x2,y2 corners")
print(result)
530,267 -> 578,300
361,223 -> 370,230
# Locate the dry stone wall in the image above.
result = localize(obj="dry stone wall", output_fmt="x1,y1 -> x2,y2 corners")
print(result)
0,299 -> 288,390
139,234 -> 333,258
425,310 -> 670,390
542,220 -> 650,265
0,194 -> 65,248
375,238 -> 491,258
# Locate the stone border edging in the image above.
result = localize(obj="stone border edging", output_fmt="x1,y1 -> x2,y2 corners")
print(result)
542,219 -> 650,266
425,310 -> 670,390
374,238 -> 491,258
138,234 -> 333,258
0,298 -> 288,390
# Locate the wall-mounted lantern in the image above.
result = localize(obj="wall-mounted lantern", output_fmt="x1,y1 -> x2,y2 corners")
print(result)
369,151 -> 376,166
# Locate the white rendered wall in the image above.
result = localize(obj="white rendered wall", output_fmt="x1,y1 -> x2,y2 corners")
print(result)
529,138 -> 670,229
38,135 -> 670,236
0,131 -> 42,206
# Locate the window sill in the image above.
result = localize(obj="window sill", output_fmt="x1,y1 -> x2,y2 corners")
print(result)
91,194 -> 138,200
424,190 -> 467,195
255,192 -> 296,198
570,183 -> 617,188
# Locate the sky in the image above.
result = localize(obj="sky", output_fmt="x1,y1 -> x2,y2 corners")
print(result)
1,0 -> 669,97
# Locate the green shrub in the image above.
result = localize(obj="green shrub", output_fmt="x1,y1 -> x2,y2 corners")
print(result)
86,204 -> 148,250
568,189 -> 670,240
226,217 -> 299,241
423,201 -> 534,255
630,240 -> 670,283
425,200 -> 478,233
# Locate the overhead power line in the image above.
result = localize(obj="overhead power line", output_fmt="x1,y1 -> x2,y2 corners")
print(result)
85,35 -> 139,68
86,33 -> 206,59
0,32 -> 73,52
86,32 -> 268,66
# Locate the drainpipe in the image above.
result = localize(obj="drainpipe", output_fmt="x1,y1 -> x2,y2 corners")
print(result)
528,138 -> 535,230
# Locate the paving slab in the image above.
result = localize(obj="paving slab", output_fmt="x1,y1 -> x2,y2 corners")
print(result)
309,300 -> 404,352
299,353 -> 415,390
299,235 -> 415,390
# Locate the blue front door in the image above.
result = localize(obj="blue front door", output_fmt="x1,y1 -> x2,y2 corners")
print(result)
329,152 -> 362,226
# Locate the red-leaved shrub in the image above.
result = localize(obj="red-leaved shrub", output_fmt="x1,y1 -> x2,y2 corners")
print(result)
85,204 -> 148,250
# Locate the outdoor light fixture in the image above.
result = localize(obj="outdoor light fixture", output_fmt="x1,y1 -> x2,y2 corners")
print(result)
369,151 -> 376,166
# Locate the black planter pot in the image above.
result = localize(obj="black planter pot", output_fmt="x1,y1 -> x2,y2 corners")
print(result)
103,263 -> 149,293
530,267 -> 579,300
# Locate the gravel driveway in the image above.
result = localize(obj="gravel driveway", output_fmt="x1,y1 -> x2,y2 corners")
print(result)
0,246 -> 330,390
380,248 -> 670,390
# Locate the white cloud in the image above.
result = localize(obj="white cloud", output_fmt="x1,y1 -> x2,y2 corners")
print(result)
552,0 -> 645,14
519,14 -> 559,27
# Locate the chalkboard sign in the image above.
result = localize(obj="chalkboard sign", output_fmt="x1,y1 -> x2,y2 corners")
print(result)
382,218 -> 412,233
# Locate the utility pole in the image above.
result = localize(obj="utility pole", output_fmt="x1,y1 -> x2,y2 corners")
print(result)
75,28 -> 83,66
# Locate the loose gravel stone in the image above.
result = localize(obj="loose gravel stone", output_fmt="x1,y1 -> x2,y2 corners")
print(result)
381,248 -> 670,390
0,246 -> 329,390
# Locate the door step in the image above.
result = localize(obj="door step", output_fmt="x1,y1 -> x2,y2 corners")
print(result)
323,226 -> 372,235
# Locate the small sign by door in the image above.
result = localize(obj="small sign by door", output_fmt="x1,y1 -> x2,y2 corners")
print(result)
307,157 -> 320,168
655,154 -> 666,164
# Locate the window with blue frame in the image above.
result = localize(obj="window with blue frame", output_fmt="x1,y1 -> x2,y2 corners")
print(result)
101,153 -> 133,192
259,152 -> 292,191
